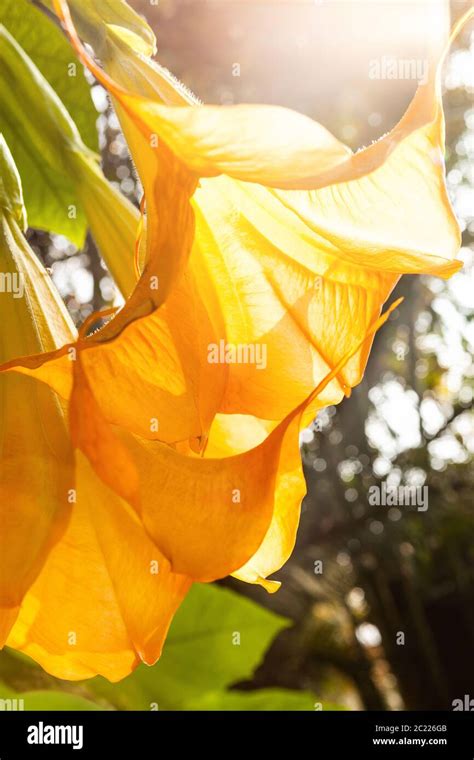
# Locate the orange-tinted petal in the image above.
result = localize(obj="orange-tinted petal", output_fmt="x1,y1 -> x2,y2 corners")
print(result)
43,1 -> 465,450
0,142 -> 75,639
205,414 -> 304,593
65,300 -> 401,587
7,453 -> 191,681
0,257 -> 226,447
56,0 -> 197,312
70,347 -> 290,580
54,0 -> 352,185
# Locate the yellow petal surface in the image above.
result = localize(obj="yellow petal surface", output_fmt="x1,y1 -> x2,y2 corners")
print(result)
62,301 -> 400,590
205,414 -> 304,592
0,141 -> 76,639
0,139 -> 192,674
7,453 -> 191,681
70,347 -> 297,580
18,2 -> 466,601
0,254 -> 227,447
42,1 -> 464,446
51,6 -> 198,313
54,1 -> 352,185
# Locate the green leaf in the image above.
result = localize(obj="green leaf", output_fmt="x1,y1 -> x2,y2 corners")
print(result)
186,688 -> 321,711
41,0 -> 156,57
2,0 -> 97,149
0,683 -> 18,701
0,685 -> 102,711
0,0 -> 98,245
19,690 -> 104,711
88,584 -> 289,710
0,133 -> 27,229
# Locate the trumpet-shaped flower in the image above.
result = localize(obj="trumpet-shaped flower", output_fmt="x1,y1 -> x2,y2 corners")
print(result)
1,1 -> 469,622
0,131 -> 397,679
0,135 -> 191,680
38,0 -> 464,445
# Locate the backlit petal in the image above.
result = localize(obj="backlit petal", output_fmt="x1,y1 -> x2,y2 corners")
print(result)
0,137 -> 75,639
45,1 -> 466,445
7,453 -> 190,681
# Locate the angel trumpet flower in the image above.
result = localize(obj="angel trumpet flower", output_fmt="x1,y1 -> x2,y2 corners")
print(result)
41,0 -> 466,448
3,1 -> 468,599
0,136 -> 406,607
0,133 -> 401,678
0,135 -> 191,680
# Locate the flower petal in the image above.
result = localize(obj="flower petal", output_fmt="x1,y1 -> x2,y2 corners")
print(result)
67,300 -> 401,585
70,351 -> 292,580
0,138 -> 75,638
205,414 -> 305,593
52,1 -> 199,311
7,453 -> 191,681
55,0 -> 351,182
45,1 -> 465,445
0,256 -> 227,447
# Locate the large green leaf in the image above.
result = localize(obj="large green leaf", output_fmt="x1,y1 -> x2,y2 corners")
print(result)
0,0 -> 98,245
88,584 -> 290,710
2,0 -> 97,149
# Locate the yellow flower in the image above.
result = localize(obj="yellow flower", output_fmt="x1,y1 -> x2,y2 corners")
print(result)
0,130 -> 393,679
17,0 -> 462,592
0,133 -> 74,643
43,0 -> 464,447
0,135 -> 190,680
7,449 -> 192,681
2,0 -> 469,639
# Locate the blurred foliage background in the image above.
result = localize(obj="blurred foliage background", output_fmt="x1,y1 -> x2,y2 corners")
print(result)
0,0 -> 473,710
